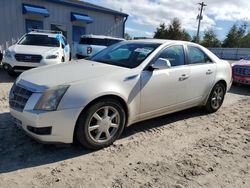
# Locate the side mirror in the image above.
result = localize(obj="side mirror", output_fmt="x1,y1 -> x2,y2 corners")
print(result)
151,58 -> 171,70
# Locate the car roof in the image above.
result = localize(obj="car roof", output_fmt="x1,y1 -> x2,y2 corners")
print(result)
131,39 -> 198,46
28,31 -> 62,37
80,34 -> 125,40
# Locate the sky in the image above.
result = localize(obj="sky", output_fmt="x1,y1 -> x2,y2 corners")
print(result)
84,0 -> 250,40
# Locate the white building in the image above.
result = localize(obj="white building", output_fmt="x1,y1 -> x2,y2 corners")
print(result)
0,0 -> 128,52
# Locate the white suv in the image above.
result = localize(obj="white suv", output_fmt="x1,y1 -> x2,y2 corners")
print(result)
2,30 -> 70,76
76,35 -> 124,59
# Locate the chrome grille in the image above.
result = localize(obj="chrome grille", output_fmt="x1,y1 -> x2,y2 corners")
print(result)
15,54 -> 42,63
9,84 -> 33,111
234,66 -> 250,76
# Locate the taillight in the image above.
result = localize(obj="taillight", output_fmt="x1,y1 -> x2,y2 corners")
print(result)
87,47 -> 92,55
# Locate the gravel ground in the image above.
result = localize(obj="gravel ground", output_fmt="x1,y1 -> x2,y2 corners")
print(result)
0,68 -> 249,188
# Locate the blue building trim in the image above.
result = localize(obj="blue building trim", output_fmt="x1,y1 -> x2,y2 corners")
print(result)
22,4 -> 49,17
71,12 -> 93,24
40,0 -> 128,17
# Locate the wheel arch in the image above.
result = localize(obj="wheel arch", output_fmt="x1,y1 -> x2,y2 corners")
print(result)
73,94 -> 129,142
203,79 -> 227,106
216,79 -> 227,91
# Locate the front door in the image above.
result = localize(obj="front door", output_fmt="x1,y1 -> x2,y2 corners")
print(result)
25,19 -> 43,32
72,26 -> 85,56
140,45 -> 190,119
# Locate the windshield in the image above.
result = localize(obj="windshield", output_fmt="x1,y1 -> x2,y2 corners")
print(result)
18,34 -> 60,47
90,42 -> 160,68
245,55 -> 250,60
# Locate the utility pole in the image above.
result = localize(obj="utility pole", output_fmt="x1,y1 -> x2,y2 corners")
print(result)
196,2 -> 207,43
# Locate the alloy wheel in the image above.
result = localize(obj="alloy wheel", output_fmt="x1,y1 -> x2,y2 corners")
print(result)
211,86 -> 224,109
88,106 -> 120,143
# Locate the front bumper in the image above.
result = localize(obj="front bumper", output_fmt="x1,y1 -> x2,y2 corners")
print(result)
10,107 -> 83,144
233,75 -> 250,85
2,56 -> 60,72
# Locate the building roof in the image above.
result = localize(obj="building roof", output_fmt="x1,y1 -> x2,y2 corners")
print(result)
40,0 -> 128,17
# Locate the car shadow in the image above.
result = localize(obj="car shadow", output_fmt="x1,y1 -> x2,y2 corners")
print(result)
228,85 -> 250,96
122,107 -> 207,138
0,67 -> 16,83
0,107 -> 207,174
0,112 -> 94,173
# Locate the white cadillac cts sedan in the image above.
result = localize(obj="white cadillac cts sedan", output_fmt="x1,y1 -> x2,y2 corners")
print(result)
9,40 -> 232,149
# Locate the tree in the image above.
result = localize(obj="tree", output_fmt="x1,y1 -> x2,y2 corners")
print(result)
191,35 -> 200,43
239,33 -> 250,48
154,18 -> 191,41
201,28 -> 221,47
154,23 -> 167,39
124,33 -> 132,40
222,24 -> 246,47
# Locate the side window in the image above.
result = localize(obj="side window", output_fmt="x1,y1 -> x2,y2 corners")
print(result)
187,46 -> 211,64
156,45 -> 185,67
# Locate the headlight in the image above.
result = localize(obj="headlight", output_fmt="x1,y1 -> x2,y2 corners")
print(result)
4,49 -> 13,58
34,85 -> 69,111
46,54 -> 59,59
46,52 -> 59,59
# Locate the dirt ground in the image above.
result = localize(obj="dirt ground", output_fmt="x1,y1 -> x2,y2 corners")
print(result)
0,68 -> 249,188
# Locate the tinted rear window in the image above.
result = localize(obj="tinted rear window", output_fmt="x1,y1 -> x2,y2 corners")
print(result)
80,38 -> 123,46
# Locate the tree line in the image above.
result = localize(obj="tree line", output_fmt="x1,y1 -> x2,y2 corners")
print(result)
153,18 -> 250,48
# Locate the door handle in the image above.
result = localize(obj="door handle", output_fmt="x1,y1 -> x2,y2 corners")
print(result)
179,74 -> 189,81
206,70 -> 213,75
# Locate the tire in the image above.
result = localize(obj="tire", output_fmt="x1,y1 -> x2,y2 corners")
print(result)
7,70 -> 18,77
75,99 -> 126,150
205,82 -> 226,113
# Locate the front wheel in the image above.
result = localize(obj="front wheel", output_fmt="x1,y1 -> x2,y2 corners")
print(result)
75,99 -> 126,149
205,83 -> 226,113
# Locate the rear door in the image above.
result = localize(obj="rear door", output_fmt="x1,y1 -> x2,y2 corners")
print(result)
185,45 -> 216,100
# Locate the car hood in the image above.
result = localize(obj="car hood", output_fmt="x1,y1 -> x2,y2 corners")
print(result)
9,44 -> 58,54
232,60 -> 250,67
17,60 -> 129,91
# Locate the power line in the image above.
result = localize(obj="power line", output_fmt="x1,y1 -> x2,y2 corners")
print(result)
196,2 -> 207,42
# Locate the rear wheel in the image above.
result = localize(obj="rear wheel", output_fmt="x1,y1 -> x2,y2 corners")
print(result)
7,69 -> 18,77
75,99 -> 126,149
205,82 -> 226,113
